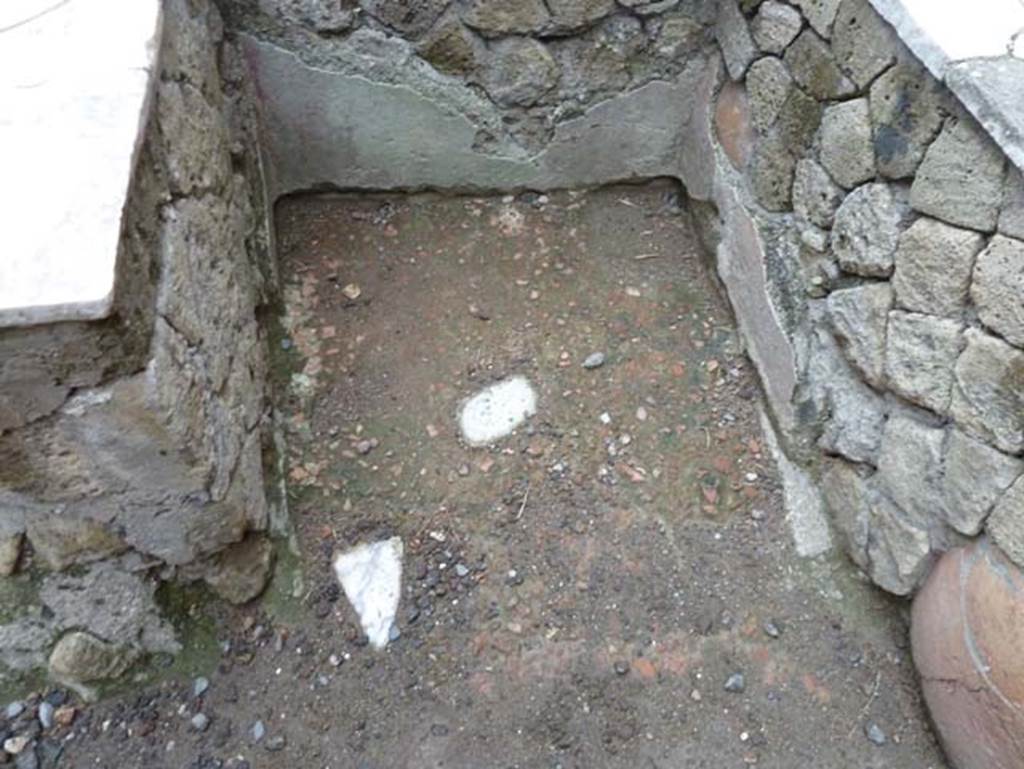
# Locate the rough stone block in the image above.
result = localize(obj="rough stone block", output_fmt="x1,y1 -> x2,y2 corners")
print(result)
912,541 -> 1024,769
885,311 -> 963,414
416,14 -> 485,77
773,82 -> 823,152
989,477 -> 1024,569
831,0 -> 898,88
826,282 -> 891,388
717,0 -> 758,80
869,60 -> 945,179
460,0 -> 549,37
818,365 -> 887,464
49,631 -> 137,688
951,327 -> 1024,455
203,534 -> 275,604
877,414 -> 946,522
483,37 -> 559,107
750,131 -> 797,211
971,235 -> 1024,348
25,511 -> 128,572
789,0 -> 841,37
783,28 -> 855,100
999,166 -> 1024,240
751,1 -> 802,54
746,56 -> 792,134
893,217 -> 985,317
820,460 -> 931,595
793,158 -> 844,228
818,99 -> 876,189
833,182 -> 908,276
943,430 -> 1023,536
910,116 -> 1006,232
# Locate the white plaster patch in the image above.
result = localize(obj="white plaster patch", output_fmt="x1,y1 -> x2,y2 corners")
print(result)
759,409 -> 833,558
332,537 -> 403,649
458,376 -> 537,445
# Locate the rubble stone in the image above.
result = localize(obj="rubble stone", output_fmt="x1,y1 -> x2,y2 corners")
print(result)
910,116 -> 1006,231
819,99 -> 876,189
971,235 -> 1024,348
893,217 -> 985,317
833,182 -> 908,276
885,311 -> 962,414
950,328 -> 1024,455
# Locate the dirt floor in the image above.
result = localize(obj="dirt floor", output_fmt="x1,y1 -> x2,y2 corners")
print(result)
51,182 -> 947,768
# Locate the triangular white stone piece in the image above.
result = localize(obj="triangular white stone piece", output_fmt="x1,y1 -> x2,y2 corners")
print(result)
332,537 -> 403,649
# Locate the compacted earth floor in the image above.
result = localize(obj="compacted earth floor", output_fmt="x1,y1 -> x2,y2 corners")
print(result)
49,182 -> 946,768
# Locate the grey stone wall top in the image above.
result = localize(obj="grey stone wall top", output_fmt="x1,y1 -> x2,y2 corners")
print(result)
867,0 -> 1024,174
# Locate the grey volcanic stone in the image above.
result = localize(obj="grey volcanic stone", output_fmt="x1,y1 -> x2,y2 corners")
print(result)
790,0 -> 841,37
203,534 -> 275,605
276,0 -> 355,34
885,311 -> 963,414
818,366 -> 887,464
783,29 -> 855,100
747,56 -> 792,134
40,562 -> 179,656
893,218 -> 985,317
999,166 -> 1024,240
951,328 -> 1024,455
820,460 -> 931,595
545,0 -> 615,32
717,0 -> 757,80
49,632 -> 136,686
971,235 -> 1024,348
483,38 -> 559,107
417,14 -> 485,77
989,476 -> 1024,569
831,0 -> 898,88
943,430 -> 1023,536
827,283 -> 891,388
460,0 -> 549,37
877,414 -> 945,523
0,618 -> 56,674
25,511 -> 128,572
361,0 -> 450,37
751,1 -> 802,54
819,99 -> 875,189
774,83 -> 822,153
793,158 -> 844,228
750,132 -> 796,211
833,183 -> 908,277
910,117 -> 1006,232
869,60 -> 945,179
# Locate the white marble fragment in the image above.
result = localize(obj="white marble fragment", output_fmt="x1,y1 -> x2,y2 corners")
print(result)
458,376 -> 537,445
332,537 -> 403,649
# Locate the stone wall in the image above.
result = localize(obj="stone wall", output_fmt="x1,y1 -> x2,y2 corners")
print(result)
708,0 -> 1024,596
0,0 -> 277,697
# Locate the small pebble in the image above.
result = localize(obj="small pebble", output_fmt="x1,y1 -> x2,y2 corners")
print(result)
265,735 -> 287,752
454,564 -> 470,578
193,677 -> 210,698
599,412 -> 612,425
865,723 -> 887,746
6,701 -> 25,719
690,689 -> 702,702
251,720 -> 266,742
38,701 -> 54,730
190,713 -> 210,732
724,672 -> 746,693
329,654 -> 343,667
582,352 -> 606,369
613,660 -> 630,676
763,620 -> 781,638
3,735 -> 30,755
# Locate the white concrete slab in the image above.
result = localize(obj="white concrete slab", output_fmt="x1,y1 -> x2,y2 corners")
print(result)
0,0 -> 162,327
458,376 -> 538,445
333,537 -> 403,649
